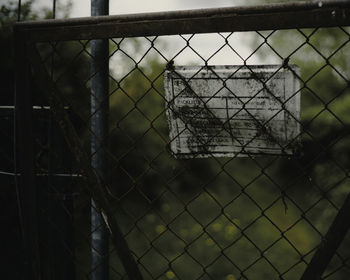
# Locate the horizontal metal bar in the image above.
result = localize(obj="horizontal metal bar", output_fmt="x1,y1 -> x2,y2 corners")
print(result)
15,0 -> 350,42
36,173 -> 83,177
0,106 -> 70,110
15,0 -> 350,28
0,171 -> 83,177
0,170 -> 18,177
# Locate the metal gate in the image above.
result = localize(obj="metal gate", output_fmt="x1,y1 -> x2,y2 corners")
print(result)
14,1 -> 350,279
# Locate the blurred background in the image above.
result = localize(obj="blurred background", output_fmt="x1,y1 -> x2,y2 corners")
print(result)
1,0 -> 350,279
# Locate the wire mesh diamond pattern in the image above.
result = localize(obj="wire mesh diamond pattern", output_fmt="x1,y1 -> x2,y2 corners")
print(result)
20,18 -> 350,280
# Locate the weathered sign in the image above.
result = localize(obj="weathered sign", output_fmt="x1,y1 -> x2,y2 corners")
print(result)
164,65 -> 300,158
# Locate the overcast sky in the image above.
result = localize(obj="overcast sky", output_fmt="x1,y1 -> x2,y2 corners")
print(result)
70,0 -> 247,17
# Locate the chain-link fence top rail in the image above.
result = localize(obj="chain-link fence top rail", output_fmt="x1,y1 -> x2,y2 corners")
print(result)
15,1 -> 350,280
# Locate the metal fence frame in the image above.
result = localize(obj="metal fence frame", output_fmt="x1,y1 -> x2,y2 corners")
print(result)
14,1 -> 350,279
15,1 -> 350,41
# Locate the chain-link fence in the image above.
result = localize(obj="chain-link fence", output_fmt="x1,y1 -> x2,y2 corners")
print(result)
13,1 -> 350,280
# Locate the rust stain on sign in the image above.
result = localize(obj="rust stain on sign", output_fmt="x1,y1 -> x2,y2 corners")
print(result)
164,65 -> 300,158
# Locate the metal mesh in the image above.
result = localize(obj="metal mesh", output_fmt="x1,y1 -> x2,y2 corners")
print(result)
10,0 -> 350,278
25,25 -> 350,280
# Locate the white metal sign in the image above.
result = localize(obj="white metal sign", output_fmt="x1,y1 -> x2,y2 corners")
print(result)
164,65 -> 300,158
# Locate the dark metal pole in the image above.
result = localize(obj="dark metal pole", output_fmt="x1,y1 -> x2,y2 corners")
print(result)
91,0 -> 109,279
16,0 -> 350,42
301,192 -> 350,280
14,31 -> 40,280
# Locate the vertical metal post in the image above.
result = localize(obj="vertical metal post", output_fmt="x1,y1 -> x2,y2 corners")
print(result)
91,0 -> 109,279
14,32 -> 40,280
46,110 -> 76,280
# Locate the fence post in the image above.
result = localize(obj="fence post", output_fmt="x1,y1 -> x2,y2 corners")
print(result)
301,192 -> 350,280
14,32 -> 40,279
91,0 -> 110,279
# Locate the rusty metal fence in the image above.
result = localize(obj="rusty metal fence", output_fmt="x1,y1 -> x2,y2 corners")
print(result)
12,1 -> 350,279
